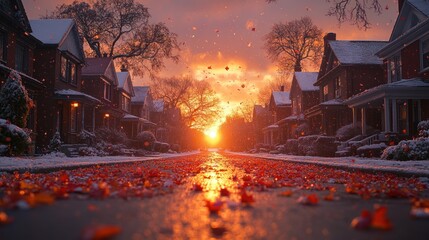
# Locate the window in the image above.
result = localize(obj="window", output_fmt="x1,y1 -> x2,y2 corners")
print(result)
323,85 -> 328,101
60,55 -> 77,85
104,82 -> 111,101
121,94 -> 130,112
0,31 -> 5,62
335,76 -> 341,98
388,54 -> 402,83
421,38 -> 429,70
70,104 -> 78,133
15,43 -> 28,73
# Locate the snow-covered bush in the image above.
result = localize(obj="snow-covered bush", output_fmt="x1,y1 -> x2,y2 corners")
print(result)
153,141 -> 170,153
170,144 -> 180,152
79,146 -> 106,156
285,139 -> 298,155
0,118 -> 31,155
314,136 -> 338,157
381,138 -> 429,161
136,131 -> 156,151
336,123 -> 361,141
48,131 -> 62,152
418,120 -> 429,138
78,130 -> 96,145
357,143 -> 387,158
297,135 -> 319,156
95,127 -> 127,145
0,71 -> 33,128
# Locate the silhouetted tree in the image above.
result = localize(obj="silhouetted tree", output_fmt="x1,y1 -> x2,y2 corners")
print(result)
49,0 -> 180,76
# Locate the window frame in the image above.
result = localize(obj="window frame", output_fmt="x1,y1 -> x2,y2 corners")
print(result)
420,37 -> 429,72
0,31 -> 6,63
15,42 -> 29,73
388,54 -> 402,83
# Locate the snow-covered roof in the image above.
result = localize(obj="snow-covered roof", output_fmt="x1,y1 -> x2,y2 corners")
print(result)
263,124 -> 279,131
153,100 -> 164,113
131,86 -> 150,103
294,72 -> 319,91
272,91 -> 291,106
55,89 -> 101,104
329,41 -> 387,65
29,19 -> 73,45
82,58 -> 112,75
409,0 -> 429,16
319,98 -> 345,106
117,72 -> 128,89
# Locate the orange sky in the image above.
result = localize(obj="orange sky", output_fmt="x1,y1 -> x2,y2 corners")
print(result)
23,0 -> 400,132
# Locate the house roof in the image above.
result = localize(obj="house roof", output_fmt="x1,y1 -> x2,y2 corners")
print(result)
329,41 -> 387,65
116,71 -> 135,96
319,98 -> 344,106
294,72 -> 319,91
409,0 -> 429,16
131,86 -> 150,103
82,58 -> 112,75
54,89 -> 101,104
272,91 -> 291,106
153,100 -> 164,112
29,19 -> 74,45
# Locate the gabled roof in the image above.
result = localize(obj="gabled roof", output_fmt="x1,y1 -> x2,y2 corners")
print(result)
30,19 -> 74,45
132,86 -> 150,103
82,58 -> 118,85
329,41 -> 387,65
294,72 -> 319,91
30,19 -> 85,62
389,0 -> 429,41
0,0 -> 32,32
271,91 -> 291,106
116,71 -> 135,96
409,0 -> 429,16
153,100 -> 164,113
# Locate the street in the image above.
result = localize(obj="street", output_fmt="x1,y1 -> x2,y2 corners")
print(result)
1,152 -> 428,240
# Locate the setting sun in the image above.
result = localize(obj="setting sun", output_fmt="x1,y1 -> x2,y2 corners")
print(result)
204,128 -> 220,145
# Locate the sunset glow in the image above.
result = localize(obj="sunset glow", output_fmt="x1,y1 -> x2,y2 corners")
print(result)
204,127 -> 220,145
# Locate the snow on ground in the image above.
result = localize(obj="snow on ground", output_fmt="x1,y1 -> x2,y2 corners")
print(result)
0,151 -> 199,173
228,152 -> 429,177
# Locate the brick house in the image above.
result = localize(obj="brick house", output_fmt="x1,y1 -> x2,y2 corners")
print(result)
345,0 -> 429,138
123,86 -> 156,138
82,57 -> 122,130
307,33 -> 387,136
252,105 -> 271,145
263,88 -> 292,146
30,19 -> 100,149
0,0 -> 45,148
283,72 -> 319,138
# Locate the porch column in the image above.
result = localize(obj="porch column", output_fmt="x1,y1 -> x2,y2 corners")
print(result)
392,99 -> 398,132
81,106 -> 85,131
92,107 -> 96,132
352,108 -> 358,127
384,98 -> 391,132
361,108 -> 367,135
56,110 -> 60,131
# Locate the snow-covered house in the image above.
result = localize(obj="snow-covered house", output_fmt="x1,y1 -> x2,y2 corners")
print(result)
123,86 -> 156,138
31,19 -> 100,149
308,33 -> 387,136
82,57 -> 122,130
345,0 -> 429,139
0,0 -> 44,144
281,72 -> 319,138
263,88 -> 292,146
251,105 -> 271,145
151,99 -> 168,141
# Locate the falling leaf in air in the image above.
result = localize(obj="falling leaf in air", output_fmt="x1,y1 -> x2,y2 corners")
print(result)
225,66 -> 229,71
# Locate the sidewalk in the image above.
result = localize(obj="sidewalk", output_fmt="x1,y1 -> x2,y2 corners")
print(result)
0,151 -> 199,173
227,152 -> 429,178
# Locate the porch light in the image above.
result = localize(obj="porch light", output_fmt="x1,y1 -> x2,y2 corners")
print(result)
104,113 -> 110,118
71,102 -> 79,107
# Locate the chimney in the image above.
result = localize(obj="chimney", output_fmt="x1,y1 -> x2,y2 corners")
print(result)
280,85 -> 285,92
398,0 -> 405,12
323,32 -> 336,46
120,64 -> 128,72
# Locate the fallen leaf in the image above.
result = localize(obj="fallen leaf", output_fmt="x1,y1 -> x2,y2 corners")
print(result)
81,225 -> 122,240
371,205 -> 392,230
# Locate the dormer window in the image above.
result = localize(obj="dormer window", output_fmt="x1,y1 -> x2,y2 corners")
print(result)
421,37 -> 429,71
388,54 -> 401,83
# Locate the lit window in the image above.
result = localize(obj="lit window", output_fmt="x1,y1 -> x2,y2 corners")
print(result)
323,85 -> 328,101
60,55 -> 77,85
388,55 -> 401,83
421,38 -> 429,70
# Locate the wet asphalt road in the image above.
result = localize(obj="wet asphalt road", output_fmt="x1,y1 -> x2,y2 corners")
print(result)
1,152 -> 429,240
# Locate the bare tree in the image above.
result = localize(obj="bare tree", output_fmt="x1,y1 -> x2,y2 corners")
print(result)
264,17 -> 323,73
49,0 -> 180,76
267,0 -> 383,30
151,77 -> 221,131
257,71 -> 291,105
